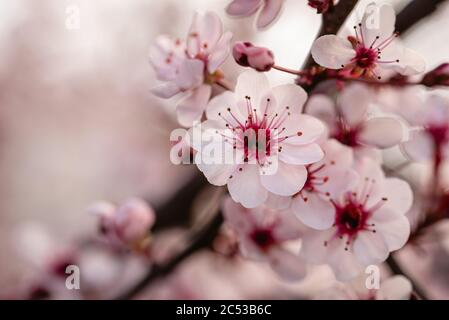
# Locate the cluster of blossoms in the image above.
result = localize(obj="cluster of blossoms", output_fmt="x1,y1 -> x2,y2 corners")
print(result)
76,1 -> 449,300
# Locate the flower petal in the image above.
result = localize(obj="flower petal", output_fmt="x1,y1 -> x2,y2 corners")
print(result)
358,117 -> 403,148
228,164 -> 268,208
260,162 -> 307,196
177,85 -> 212,126
282,114 -> 325,145
272,84 -> 308,114
226,0 -> 261,17
382,178 -> 413,214
205,90 -> 246,125
370,207 -> 410,251
311,34 -> 354,69
175,59 -> 204,90
353,231 -> 389,266
376,276 -> 412,300
291,192 -> 335,230
208,31 -> 233,73
151,82 -> 180,98
360,3 -> 396,48
256,0 -> 284,29
279,143 -> 324,165
187,11 -> 223,57
338,84 -> 372,127
268,247 -> 306,281
400,129 -> 434,161
235,70 -> 271,109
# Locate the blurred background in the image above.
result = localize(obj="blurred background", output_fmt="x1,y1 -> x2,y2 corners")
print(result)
1,0 -> 449,299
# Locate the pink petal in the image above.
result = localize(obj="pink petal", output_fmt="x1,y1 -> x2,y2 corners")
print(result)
206,90 -> 246,125
400,129 -> 434,161
370,207 -> 410,251
256,0 -> 284,29
305,94 -> 337,136
196,159 -> 237,186
382,178 -> 413,214
175,59 -> 204,90
311,35 -> 354,69
235,70 -> 270,109
291,192 -> 335,230
272,84 -> 308,114
151,83 -> 180,98
338,84 -> 371,127
208,31 -> 233,73
187,11 -> 223,57
268,248 -> 306,281
358,117 -> 403,148
279,143 -> 324,165
360,3 -> 396,49
177,85 -> 212,126
353,231 -> 389,266
222,197 -> 252,233
282,114 -> 325,145
228,164 -> 268,208
264,193 -> 291,210
226,0 -> 262,17
260,162 -> 307,196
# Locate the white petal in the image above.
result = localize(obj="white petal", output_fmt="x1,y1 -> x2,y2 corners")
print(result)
282,114 -> 325,145
305,94 -> 337,137
291,193 -> 335,230
382,178 -> 413,214
300,228 -> 337,264
358,117 -> 403,148
235,70 -> 270,109
226,0 -> 261,17
279,143 -> 324,165
376,276 -> 412,300
272,84 -> 308,114
360,3 -> 396,48
222,197 -> 252,233
260,162 -> 307,196
396,48 -> 426,76
338,84 -> 372,127
400,129 -> 434,161
175,59 -> 204,90
187,11 -> 223,57
264,193 -> 291,210
177,85 -> 212,127
311,35 -> 354,69
205,90 -> 246,125
256,0 -> 284,29
268,247 -> 306,281
208,31 -> 233,73
370,207 -> 410,251
151,83 -> 180,98
228,164 -> 268,208
353,231 -> 389,266
196,159 -> 237,187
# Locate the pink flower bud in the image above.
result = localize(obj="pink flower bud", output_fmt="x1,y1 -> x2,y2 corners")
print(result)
422,63 -> 449,87
308,0 -> 333,14
232,41 -> 274,72
113,198 -> 156,244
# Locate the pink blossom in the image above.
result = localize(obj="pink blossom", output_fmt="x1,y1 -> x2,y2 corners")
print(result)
193,70 -> 325,208
149,11 -> 232,126
306,84 -> 404,161
311,3 -> 425,79
223,197 -> 306,280
89,198 -> 156,247
301,158 -> 412,281
308,0 -> 333,14
226,0 -> 285,30
233,41 -> 275,72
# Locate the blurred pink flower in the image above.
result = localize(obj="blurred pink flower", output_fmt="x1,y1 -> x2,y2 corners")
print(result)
149,11 -> 232,126
307,84 -> 403,161
89,198 -> 155,247
311,3 -> 425,79
301,158 -> 412,281
233,41 -> 275,72
194,70 -> 325,208
226,0 -> 284,29
223,197 -> 306,280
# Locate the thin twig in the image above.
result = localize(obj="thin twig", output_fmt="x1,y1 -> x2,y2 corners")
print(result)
215,78 -> 234,91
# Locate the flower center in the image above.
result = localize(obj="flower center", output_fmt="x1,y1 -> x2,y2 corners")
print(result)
336,201 -> 365,234
354,47 -> 378,69
427,125 -> 449,147
250,228 -> 276,251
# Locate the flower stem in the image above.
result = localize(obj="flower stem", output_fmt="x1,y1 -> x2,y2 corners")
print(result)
272,65 -> 304,76
215,78 -> 234,91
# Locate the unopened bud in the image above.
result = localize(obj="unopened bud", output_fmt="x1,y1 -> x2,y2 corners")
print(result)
422,63 -> 449,87
233,41 -> 274,72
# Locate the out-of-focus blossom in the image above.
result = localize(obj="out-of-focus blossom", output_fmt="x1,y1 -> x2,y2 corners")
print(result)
311,3 -> 425,79
289,139 -> 358,230
226,0 -> 285,30
149,11 -> 232,126
233,41 -> 274,72
308,0 -> 334,14
193,70 -> 325,208
318,275 -> 412,300
399,94 -> 449,166
223,197 -> 306,280
422,63 -> 449,87
89,198 -> 155,249
301,158 -> 412,281
307,84 -> 403,161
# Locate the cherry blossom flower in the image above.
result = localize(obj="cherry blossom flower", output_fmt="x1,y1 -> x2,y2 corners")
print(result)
223,197 -> 306,280
311,3 -> 425,79
149,11 -> 232,126
89,198 -> 155,248
226,0 -> 285,29
193,70 -> 325,208
301,157 -> 413,281
318,275 -> 413,300
233,41 -> 275,72
289,139 -> 359,230
306,84 -> 404,161
400,94 -> 449,166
